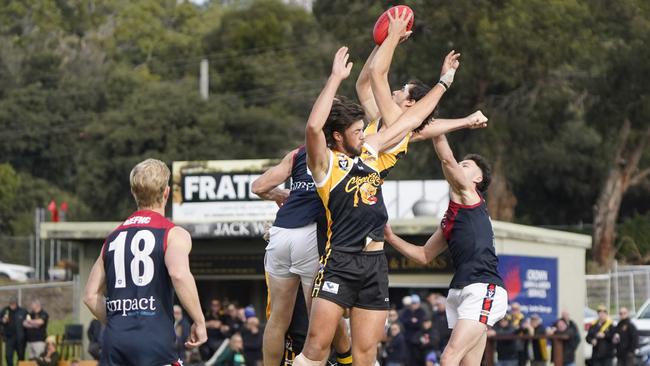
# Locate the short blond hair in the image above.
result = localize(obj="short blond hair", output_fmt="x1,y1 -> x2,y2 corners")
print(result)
129,159 -> 170,208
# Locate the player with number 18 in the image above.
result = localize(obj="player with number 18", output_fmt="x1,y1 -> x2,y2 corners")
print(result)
83,158 -> 207,366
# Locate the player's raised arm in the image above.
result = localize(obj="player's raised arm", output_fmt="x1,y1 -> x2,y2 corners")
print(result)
305,46 -> 353,183
356,46 -> 380,121
384,224 -> 447,265
369,7 -> 412,127
83,254 -> 107,324
410,111 -> 488,142
432,134 -> 476,197
251,149 -> 297,207
364,50 -> 460,155
165,226 -> 207,349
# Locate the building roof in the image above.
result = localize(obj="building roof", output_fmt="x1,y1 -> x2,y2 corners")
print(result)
41,217 -> 591,249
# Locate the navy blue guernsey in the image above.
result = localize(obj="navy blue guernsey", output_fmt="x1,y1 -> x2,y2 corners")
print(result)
101,210 -> 180,366
273,146 -> 325,229
440,196 -> 504,289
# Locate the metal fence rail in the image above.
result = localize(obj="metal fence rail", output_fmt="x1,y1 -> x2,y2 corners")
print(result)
586,264 -> 650,314
0,277 -> 79,321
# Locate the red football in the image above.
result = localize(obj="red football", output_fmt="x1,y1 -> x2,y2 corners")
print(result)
373,5 -> 414,46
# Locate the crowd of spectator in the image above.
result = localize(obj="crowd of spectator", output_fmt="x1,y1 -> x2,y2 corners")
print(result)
380,293 -> 452,366
1,294 -> 643,366
84,297 -> 262,366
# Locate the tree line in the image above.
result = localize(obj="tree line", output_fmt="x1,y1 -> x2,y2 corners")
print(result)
0,0 -> 648,269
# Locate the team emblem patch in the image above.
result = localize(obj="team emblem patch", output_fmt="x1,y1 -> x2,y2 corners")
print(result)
322,281 -> 339,294
338,159 -> 349,171
359,182 -> 378,205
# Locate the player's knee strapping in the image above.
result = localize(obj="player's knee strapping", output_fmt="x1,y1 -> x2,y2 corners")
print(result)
294,353 -> 327,366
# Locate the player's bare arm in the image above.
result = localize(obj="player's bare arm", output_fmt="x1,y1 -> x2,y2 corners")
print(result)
411,111 -> 488,142
384,224 -> 447,265
364,50 -> 459,155
165,226 -> 207,349
83,254 -> 107,324
356,46 -> 380,121
369,7 -> 412,127
432,134 -> 481,205
251,149 -> 297,207
305,46 -> 353,182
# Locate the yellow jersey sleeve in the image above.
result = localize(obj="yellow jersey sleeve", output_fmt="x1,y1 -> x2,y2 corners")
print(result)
361,132 -> 411,173
364,118 -> 381,135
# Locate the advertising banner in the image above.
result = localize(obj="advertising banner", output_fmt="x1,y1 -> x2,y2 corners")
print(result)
498,255 -> 558,325
172,160 -> 283,223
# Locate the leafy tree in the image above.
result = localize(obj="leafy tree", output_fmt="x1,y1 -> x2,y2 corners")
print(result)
0,163 -> 20,232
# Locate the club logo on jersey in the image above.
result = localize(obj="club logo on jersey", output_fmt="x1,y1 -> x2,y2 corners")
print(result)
322,281 -> 339,294
338,158 -> 349,171
345,172 -> 381,207
359,182 -> 378,205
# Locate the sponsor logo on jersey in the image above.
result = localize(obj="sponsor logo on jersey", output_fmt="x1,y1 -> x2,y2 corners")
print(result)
290,181 -> 316,191
322,281 -> 339,294
106,296 -> 158,317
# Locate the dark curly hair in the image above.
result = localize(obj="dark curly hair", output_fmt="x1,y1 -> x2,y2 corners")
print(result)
405,79 -> 439,133
323,96 -> 365,148
463,154 -> 491,193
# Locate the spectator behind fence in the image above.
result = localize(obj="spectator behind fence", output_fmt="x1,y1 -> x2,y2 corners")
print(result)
488,315 -> 518,366
549,318 -> 578,366
1,296 -> 27,365
241,316 -> 263,366
87,318 -> 104,360
215,333 -> 246,366
423,293 -> 440,320
23,299 -> 49,360
510,302 -> 529,366
399,294 -> 426,365
559,310 -> 581,352
586,305 -> 615,366
202,298 -> 228,360
174,305 -> 191,362
223,303 -> 244,336
35,336 -> 59,366
430,297 -> 451,353
613,307 -> 638,366
414,317 -> 440,366
385,323 -> 408,366
529,314 -> 548,366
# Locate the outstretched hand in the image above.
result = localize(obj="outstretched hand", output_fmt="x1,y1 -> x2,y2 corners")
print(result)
331,46 -> 353,81
440,50 -> 461,77
439,50 -> 461,87
466,110 -> 488,129
387,7 -> 413,42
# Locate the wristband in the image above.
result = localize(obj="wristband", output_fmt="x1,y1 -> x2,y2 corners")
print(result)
438,80 -> 449,91
439,68 -> 456,87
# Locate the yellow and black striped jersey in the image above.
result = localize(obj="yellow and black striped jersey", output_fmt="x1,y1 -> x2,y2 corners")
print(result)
315,146 -> 403,253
